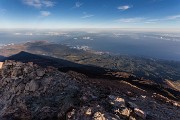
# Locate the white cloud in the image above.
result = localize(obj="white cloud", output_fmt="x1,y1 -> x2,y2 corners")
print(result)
146,19 -> 160,22
116,15 -> 180,24
40,11 -> 51,17
42,0 -> 54,7
166,15 -> 180,20
116,17 -> 145,23
81,12 -> 94,19
144,21 -> 156,24
75,2 -> 83,8
81,14 -> 94,19
117,5 -> 132,10
23,0 -> 55,8
144,19 -> 160,24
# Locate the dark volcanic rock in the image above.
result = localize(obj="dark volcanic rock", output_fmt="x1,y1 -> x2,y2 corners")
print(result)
0,60 -> 80,120
0,60 -> 179,120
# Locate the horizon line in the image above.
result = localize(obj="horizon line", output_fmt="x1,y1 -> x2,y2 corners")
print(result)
0,28 -> 180,32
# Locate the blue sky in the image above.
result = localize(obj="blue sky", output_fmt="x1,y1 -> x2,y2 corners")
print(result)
0,0 -> 180,29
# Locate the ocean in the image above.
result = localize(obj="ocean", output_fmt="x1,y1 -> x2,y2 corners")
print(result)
0,30 -> 180,61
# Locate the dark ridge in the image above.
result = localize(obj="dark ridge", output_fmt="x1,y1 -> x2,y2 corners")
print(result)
123,79 -> 180,100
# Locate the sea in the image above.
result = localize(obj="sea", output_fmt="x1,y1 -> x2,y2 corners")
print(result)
0,29 -> 180,61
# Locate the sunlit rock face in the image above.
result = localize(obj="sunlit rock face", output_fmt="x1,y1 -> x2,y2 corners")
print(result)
0,62 -> 3,69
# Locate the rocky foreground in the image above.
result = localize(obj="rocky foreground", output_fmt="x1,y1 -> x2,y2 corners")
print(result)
0,60 -> 179,120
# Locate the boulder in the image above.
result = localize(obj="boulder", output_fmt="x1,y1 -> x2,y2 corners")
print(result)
134,108 -> 146,119
85,108 -> 92,115
114,107 -> 131,118
93,112 -> 106,120
36,69 -> 45,77
25,80 -> 39,92
108,95 -> 125,108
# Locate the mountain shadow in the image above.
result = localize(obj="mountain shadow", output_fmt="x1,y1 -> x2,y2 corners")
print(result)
4,51 -> 110,78
0,55 -> 6,61
3,51 -> 180,100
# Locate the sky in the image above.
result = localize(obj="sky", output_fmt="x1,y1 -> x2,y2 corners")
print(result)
0,0 -> 180,29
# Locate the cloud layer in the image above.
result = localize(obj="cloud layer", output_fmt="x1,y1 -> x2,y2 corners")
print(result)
23,0 -> 55,8
116,14 -> 180,24
117,5 -> 132,10
75,2 -> 83,8
81,14 -> 94,19
40,11 -> 51,17
117,17 -> 144,23
167,15 -> 180,20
